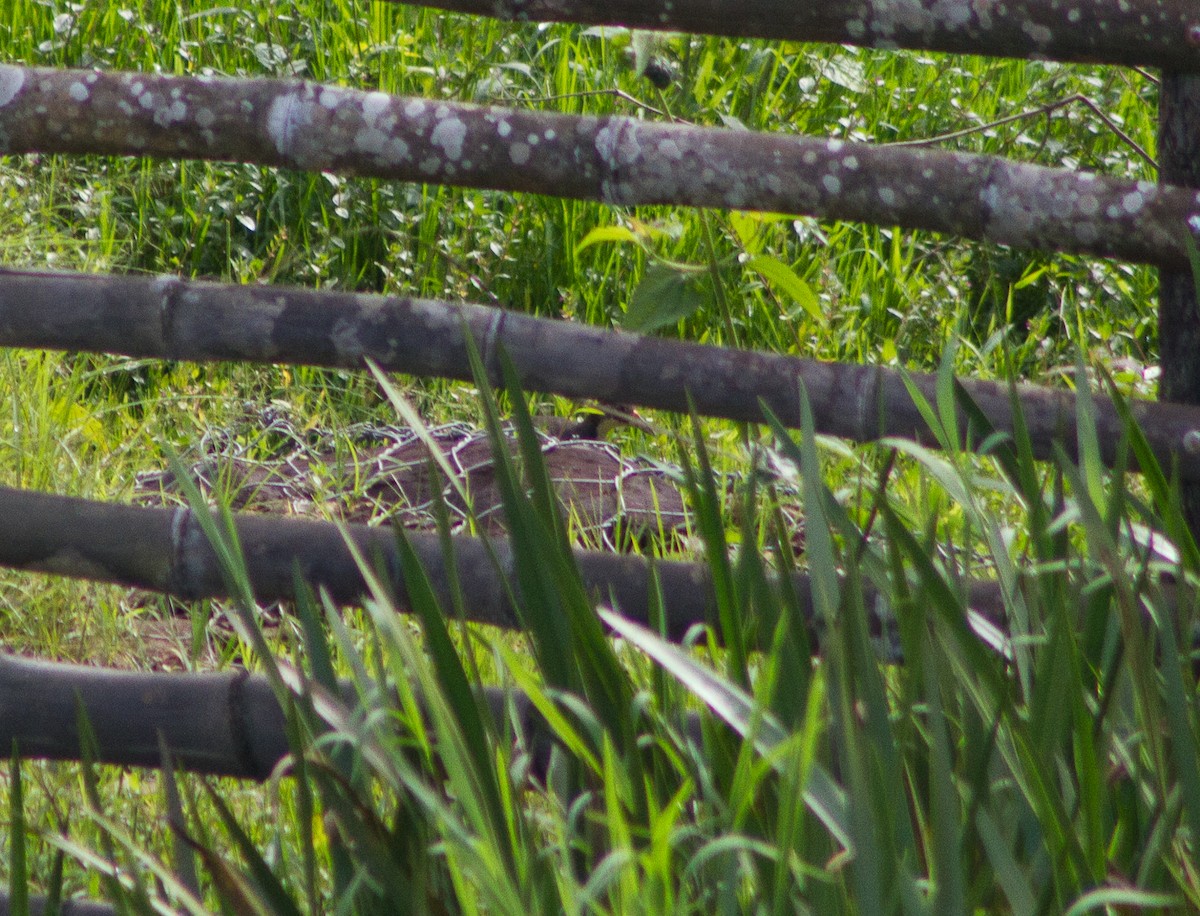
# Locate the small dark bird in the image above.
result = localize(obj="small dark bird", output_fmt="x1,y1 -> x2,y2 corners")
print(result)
538,404 -> 649,441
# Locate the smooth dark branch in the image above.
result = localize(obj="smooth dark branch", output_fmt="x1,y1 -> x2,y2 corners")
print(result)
0,65 -> 1195,268
0,650 -> 558,783
1158,75 -> 1200,531
1,268 -> 1198,481
0,484 -> 957,645
390,0 -> 1200,72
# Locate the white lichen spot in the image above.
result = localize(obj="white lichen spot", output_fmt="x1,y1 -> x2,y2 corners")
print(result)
843,155 -> 859,170
430,117 -> 467,161
1078,194 -> 1099,216
266,90 -> 313,158
138,91 -> 156,109
404,99 -> 426,118
68,81 -> 89,102
354,126 -> 390,156
657,138 -> 683,160
544,128 -> 556,141
435,104 -> 450,119
509,142 -> 531,165
330,317 -> 363,356
594,121 -> 642,169
117,100 -> 133,115
802,150 -> 818,165
878,187 -> 896,206
363,91 -> 390,122
826,139 -> 844,153
0,65 -> 26,107
847,18 -> 865,38
195,107 -> 215,129
765,174 -> 782,194
319,88 -> 341,109
527,133 -> 539,145
1121,191 -> 1145,214
153,99 -> 187,127
940,1 -> 972,28
1067,8 -> 1081,22
130,80 -> 143,95
497,120 -> 512,138
822,174 -> 842,194
419,155 -> 442,175
1021,21 -> 1053,44
1136,179 -> 1155,194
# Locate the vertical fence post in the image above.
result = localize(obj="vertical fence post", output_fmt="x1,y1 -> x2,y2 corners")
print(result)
1158,74 -> 1200,530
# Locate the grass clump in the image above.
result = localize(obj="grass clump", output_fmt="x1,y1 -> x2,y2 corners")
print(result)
11,366 -> 1197,913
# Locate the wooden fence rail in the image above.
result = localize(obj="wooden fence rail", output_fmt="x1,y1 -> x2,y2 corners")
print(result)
390,0 -> 1200,71
0,483 -> 1012,646
0,65 -> 1194,268
2,268 -> 1199,479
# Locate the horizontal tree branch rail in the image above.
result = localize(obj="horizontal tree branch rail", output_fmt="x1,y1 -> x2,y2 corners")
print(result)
392,0 -> 1200,73
4,268 -> 1200,480
0,652 -> 556,782
0,484 -> 1010,645
0,66 -> 1196,268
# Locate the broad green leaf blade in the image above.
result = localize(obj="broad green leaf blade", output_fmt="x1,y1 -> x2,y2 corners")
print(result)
574,224 -> 640,256
745,254 -> 823,323
621,263 -> 706,333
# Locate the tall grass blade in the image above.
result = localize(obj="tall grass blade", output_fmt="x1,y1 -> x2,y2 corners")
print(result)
157,736 -> 201,902
599,609 -> 851,852
679,402 -> 748,684
198,781 -> 304,916
8,745 -> 27,916
392,524 -> 518,879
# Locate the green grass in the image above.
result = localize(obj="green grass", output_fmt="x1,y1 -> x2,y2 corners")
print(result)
0,0 -> 1194,912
